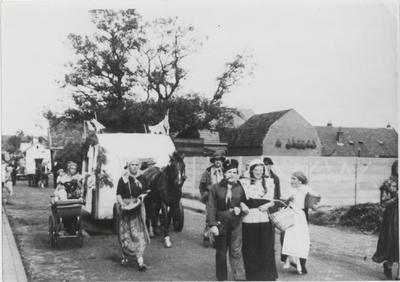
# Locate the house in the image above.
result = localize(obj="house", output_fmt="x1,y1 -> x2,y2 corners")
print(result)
228,109 -> 321,156
198,130 -> 228,156
315,123 -> 398,158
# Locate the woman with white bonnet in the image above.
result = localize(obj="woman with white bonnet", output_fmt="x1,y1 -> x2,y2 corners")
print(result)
239,159 -> 281,281
116,158 -> 149,271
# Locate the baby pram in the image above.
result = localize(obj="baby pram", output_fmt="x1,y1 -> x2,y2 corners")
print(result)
48,198 -> 84,247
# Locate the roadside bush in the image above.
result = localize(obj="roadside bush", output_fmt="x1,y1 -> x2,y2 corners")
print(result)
309,203 -> 383,234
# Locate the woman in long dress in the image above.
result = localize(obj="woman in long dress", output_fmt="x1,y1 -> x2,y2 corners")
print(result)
239,159 -> 280,281
116,158 -> 149,271
281,171 -> 319,275
372,160 -> 398,280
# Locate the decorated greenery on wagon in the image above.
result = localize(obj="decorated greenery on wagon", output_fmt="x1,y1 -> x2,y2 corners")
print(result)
81,132 -> 176,222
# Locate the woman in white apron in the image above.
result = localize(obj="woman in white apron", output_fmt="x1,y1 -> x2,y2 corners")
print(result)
281,171 -> 319,275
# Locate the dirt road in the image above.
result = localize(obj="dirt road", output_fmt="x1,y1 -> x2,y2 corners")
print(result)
3,182 -> 395,281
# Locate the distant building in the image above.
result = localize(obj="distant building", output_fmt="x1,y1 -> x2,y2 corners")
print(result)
315,123 -> 398,158
199,130 -> 227,156
228,109 -> 321,156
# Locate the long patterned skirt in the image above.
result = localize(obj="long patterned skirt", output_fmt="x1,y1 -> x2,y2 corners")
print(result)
118,200 -> 150,259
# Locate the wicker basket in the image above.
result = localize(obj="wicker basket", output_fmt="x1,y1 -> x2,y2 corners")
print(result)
268,201 -> 295,232
304,194 -> 321,209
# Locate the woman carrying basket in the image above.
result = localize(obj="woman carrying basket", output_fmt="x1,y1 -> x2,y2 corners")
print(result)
239,159 -> 281,281
281,171 -> 319,275
116,158 -> 150,271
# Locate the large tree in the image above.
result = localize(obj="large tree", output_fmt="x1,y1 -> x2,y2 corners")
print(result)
136,17 -> 202,102
64,9 -> 144,111
62,9 -> 253,135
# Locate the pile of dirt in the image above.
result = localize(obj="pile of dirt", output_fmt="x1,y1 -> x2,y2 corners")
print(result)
309,203 -> 384,234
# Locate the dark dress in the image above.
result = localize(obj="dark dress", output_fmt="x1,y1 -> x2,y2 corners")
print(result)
372,176 -> 399,264
240,177 -> 281,281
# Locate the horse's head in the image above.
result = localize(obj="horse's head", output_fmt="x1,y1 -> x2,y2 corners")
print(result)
169,151 -> 187,189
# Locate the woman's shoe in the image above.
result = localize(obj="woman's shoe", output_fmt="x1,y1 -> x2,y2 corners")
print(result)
121,258 -> 128,266
283,260 -> 290,269
138,262 -> 147,271
383,262 -> 393,279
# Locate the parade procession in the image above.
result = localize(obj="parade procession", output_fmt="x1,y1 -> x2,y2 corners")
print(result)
2,1 -> 398,281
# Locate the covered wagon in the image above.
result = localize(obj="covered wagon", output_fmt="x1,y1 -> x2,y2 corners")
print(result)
82,133 -> 176,224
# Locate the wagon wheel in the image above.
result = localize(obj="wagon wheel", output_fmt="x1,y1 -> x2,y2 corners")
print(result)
48,216 -> 55,247
77,216 -> 83,247
53,221 -> 58,248
173,201 -> 184,231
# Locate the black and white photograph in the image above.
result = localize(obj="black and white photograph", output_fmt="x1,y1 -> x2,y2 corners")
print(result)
1,0 -> 398,281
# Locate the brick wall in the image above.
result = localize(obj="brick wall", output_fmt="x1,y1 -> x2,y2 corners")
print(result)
263,110 -> 321,156
182,155 -> 396,207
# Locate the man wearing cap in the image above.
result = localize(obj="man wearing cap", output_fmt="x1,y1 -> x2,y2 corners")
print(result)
263,157 -> 280,194
199,150 -> 226,247
208,158 -> 247,281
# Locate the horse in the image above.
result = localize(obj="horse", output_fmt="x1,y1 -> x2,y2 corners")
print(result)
142,151 -> 186,248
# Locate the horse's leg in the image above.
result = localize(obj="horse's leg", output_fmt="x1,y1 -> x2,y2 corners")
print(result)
152,203 -> 161,236
144,198 -> 154,238
161,203 -> 172,248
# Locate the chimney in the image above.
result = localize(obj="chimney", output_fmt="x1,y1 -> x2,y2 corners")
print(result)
327,120 -> 332,126
337,127 -> 344,144
387,122 -> 391,129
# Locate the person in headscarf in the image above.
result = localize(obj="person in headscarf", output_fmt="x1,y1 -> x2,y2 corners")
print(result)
54,161 -> 84,235
200,150 -> 226,247
281,171 -> 320,275
116,158 -> 150,271
372,160 -> 399,280
55,162 -> 83,199
239,159 -> 280,281
207,158 -> 246,281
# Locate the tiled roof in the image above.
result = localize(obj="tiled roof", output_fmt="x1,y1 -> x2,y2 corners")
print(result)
315,126 -> 398,158
199,130 -> 223,144
229,109 -> 292,147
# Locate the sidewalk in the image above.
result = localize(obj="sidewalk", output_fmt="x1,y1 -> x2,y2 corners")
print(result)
2,207 -> 28,282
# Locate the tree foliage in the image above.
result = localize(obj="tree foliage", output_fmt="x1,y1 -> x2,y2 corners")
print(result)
136,17 -> 201,102
61,9 -> 253,135
65,9 -> 144,111
6,130 -> 32,153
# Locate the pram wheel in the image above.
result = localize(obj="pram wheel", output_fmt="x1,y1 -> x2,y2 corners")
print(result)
77,216 -> 83,247
48,216 -> 55,247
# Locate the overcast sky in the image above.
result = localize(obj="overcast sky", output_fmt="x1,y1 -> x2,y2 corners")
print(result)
1,0 -> 398,137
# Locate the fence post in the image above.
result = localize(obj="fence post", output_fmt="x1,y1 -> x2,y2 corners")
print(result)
192,157 -> 196,197
354,158 -> 358,205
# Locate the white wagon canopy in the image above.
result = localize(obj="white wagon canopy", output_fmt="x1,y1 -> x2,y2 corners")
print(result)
83,133 -> 176,221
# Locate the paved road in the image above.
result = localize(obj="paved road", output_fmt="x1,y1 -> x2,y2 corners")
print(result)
3,182 -> 394,281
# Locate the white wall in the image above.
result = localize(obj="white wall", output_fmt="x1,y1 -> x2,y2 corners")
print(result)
182,156 -> 396,207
